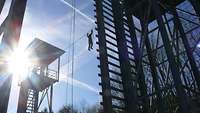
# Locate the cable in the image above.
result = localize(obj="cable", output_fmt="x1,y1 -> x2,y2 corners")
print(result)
64,29 -> 90,51
66,0 -> 74,106
60,0 -> 95,24
65,24 -> 94,108
71,0 -> 76,112
64,0 -> 95,107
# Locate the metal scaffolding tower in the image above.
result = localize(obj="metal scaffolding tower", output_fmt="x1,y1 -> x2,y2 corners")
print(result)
94,0 -> 200,113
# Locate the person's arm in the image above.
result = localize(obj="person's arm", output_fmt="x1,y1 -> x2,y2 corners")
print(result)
89,30 -> 93,36
91,30 -> 93,34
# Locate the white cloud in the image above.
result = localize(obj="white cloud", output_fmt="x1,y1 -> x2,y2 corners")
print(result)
59,73 -> 99,94
59,0 -> 95,23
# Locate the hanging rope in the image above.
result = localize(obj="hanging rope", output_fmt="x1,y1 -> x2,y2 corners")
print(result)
66,0 -> 75,107
65,29 -> 93,51
65,0 -> 95,108
71,0 -> 76,112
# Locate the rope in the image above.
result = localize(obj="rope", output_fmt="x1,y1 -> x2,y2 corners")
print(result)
71,0 -> 76,112
64,29 -> 92,51
64,0 -> 94,108
65,28 -> 94,107
66,0 -> 74,106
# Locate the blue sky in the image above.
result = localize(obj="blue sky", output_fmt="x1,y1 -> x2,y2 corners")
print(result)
0,0 -> 100,112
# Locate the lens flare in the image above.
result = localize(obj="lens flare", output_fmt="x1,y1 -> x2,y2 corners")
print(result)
6,48 -> 32,81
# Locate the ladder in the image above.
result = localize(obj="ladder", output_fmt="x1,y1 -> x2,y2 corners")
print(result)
26,89 -> 38,113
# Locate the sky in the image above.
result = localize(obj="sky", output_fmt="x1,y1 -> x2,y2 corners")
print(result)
0,0 -> 100,112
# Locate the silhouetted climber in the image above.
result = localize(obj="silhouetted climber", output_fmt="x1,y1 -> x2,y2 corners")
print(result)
87,29 -> 93,51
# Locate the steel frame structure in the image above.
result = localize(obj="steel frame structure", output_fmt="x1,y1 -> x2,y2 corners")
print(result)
94,0 -> 200,113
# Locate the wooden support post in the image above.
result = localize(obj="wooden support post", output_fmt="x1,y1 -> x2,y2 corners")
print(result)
49,85 -> 53,113
58,57 -> 60,81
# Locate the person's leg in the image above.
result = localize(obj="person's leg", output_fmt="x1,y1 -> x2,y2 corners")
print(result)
89,39 -> 93,50
91,41 -> 93,49
88,41 -> 90,51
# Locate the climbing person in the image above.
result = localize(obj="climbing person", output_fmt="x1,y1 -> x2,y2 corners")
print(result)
87,29 -> 93,51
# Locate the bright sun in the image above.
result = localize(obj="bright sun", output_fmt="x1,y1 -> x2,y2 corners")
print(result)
6,48 -> 32,81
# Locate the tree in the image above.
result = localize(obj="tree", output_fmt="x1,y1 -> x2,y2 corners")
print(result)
39,108 -> 48,113
85,104 -> 103,113
58,103 -> 103,113
59,105 -> 78,113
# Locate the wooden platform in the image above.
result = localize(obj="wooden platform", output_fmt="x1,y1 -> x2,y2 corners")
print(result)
21,38 -> 65,91
21,70 -> 58,91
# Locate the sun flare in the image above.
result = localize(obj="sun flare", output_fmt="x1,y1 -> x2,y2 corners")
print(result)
6,48 -> 32,81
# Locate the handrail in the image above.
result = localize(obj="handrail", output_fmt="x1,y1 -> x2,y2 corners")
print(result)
46,69 -> 58,80
32,67 -> 58,81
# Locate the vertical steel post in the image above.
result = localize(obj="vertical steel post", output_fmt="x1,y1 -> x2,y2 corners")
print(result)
150,0 -> 190,113
172,8 -> 200,90
95,0 -> 113,113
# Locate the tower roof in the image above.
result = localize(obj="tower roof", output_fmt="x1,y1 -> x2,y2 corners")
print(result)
25,38 -> 65,66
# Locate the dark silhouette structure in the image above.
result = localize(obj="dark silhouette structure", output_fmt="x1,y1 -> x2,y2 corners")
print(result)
0,1 -> 64,113
94,0 -> 200,113
0,0 -> 27,112
17,38 -> 64,113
